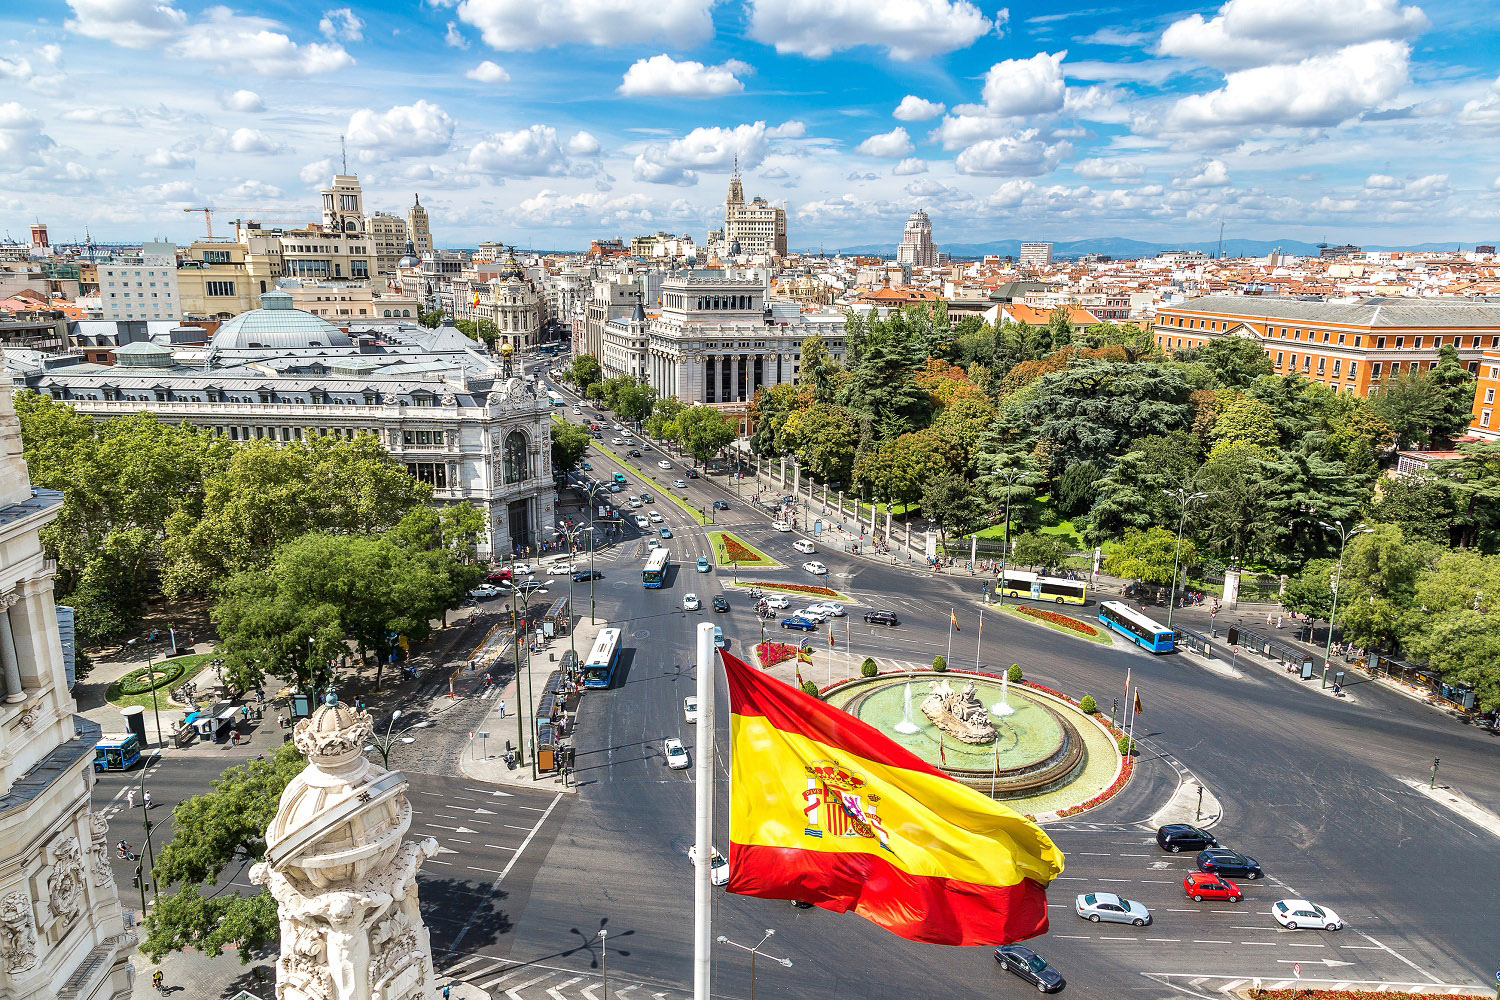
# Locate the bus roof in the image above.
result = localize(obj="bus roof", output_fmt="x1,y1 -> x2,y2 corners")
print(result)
1100,600 -> 1172,635
644,548 -> 670,570
585,627 -> 622,666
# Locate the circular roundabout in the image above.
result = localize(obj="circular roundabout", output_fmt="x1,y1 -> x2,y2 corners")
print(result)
823,670 -> 1127,817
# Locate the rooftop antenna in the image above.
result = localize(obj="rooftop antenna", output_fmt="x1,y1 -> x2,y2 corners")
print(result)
340,134 -> 347,173
1216,221 -> 1225,260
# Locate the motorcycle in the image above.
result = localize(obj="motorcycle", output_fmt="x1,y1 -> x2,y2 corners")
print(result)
503,748 -> 518,770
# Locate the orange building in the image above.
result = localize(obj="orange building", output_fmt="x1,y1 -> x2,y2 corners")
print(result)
1154,295 -> 1500,397
1473,350 -> 1500,440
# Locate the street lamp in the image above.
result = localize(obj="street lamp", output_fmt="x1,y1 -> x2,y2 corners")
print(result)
1318,519 -> 1371,671
717,929 -> 792,1000
996,465 -> 1025,607
1162,487 -> 1209,630
365,709 -> 433,768
598,928 -> 608,999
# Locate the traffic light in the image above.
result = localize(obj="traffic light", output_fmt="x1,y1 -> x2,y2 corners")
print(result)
133,865 -> 142,888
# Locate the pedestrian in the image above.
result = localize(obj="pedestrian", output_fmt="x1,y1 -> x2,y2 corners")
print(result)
126,788 -> 135,810
498,699 -> 506,718
231,729 -> 240,747
143,790 -> 152,811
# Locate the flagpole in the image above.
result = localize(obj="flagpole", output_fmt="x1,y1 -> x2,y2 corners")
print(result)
974,608 -> 983,670
693,622 -> 716,1000
946,609 -> 953,667
1127,685 -> 1137,748
1122,667 -> 1130,727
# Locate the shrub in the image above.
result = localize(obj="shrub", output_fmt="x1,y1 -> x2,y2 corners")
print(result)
118,659 -> 187,696
932,655 -> 947,672
1079,694 -> 1098,714
1118,734 -> 1136,756
1007,663 -> 1023,683
800,680 -> 820,697
860,657 -> 878,677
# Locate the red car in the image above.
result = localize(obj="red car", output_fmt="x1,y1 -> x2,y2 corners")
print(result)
1183,871 -> 1242,902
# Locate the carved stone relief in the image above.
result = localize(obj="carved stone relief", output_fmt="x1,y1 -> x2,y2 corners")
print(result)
0,890 -> 38,974
89,812 -> 116,888
46,835 -> 85,923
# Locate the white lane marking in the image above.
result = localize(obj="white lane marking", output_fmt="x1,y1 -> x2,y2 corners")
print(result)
484,844 -> 518,851
547,976 -> 584,1000
1353,930 -> 1436,980
503,973 -> 553,998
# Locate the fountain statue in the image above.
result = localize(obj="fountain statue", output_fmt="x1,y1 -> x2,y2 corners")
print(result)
893,681 -> 921,734
991,669 -> 1016,717
251,693 -> 439,1000
920,678 -> 997,745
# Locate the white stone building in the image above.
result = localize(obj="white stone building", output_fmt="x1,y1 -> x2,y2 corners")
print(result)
896,210 -> 939,268
0,377 -> 136,999
98,242 -> 179,322
1019,242 -> 1054,269
723,165 -> 787,259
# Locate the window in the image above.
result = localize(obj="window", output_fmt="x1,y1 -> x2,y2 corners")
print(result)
1332,359 -> 1341,375
1395,337 -> 1405,348
206,280 -> 236,296
1485,388 -> 1495,404
204,250 -> 231,264
341,194 -> 359,211
1483,409 -> 1492,429
1276,351 -> 1284,366
1337,334 -> 1345,345
1346,362 -> 1358,380
1377,336 -> 1386,348
503,431 -> 529,484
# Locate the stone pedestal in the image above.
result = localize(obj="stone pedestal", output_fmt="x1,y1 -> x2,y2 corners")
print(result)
1222,568 -> 1241,610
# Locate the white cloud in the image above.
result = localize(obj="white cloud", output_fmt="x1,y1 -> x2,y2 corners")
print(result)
65,0 -> 187,48
445,21 -> 469,48
618,54 -> 749,98
1363,173 -> 1403,189
219,89 -> 265,112
747,0 -> 993,60
224,179 -> 285,200
855,127 -> 914,158
928,113 -> 1012,150
468,125 -> 577,177
954,130 -> 1069,176
1074,157 -> 1145,180
1166,40 -> 1409,129
633,120 -> 805,185
465,59 -> 508,82
346,100 -> 455,158
300,158 -> 335,184
456,0 -> 713,50
893,95 -> 946,121
1158,0 -> 1427,70
567,131 -> 601,155
1458,74 -> 1500,125
319,7 -> 363,41
892,157 -> 928,175
1078,26 -> 1150,46
206,127 -> 287,155
1178,159 -> 1231,187
0,44 -> 65,88
513,188 -> 656,229
761,166 -> 791,179
145,147 -> 195,169
60,106 -> 140,125
980,51 -> 1068,116
0,102 -> 56,167
139,179 -> 203,205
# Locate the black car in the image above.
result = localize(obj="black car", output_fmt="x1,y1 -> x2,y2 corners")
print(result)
1157,824 -> 1218,853
712,595 -> 730,613
994,945 -> 1065,993
573,569 -> 603,582
1197,848 -> 1263,879
686,469 -> 700,478
627,449 -> 641,457
640,493 -> 654,503
712,500 -> 730,510
863,610 -> 900,627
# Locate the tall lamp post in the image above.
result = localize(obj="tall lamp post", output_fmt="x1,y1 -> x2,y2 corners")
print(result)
365,709 -> 433,767
717,929 -> 792,1000
1162,487 -> 1209,630
1319,519 -> 1370,670
996,466 -> 1024,608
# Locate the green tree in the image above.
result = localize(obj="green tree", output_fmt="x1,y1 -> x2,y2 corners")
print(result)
567,354 -> 603,389
417,309 -> 444,329
1443,443 -> 1500,550
1084,431 -> 1203,543
860,657 -> 878,677
675,405 -> 736,466
1010,532 -> 1070,571
438,502 -> 488,560
1281,558 -> 1336,620
797,335 -> 840,403
1054,460 -> 1101,519
455,317 -> 499,346
550,419 -> 591,474
932,655 -> 948,672
612,379 -> 657,423
855,430 -> 950,505
747,382 -> 801,458
1190,337 -> 1276,388
784,403 -> 859,485
1105,526 -> 1194,585
141,741 -> 305,963
839,334 -> 929,441
1368,472 -> 1458,545
1210,395 -> 1280,449
920,471 -> 991,545
1079,694 -> 1098,714
1327,524 -> 1431,650
1371,348 -> 1477,450
645,397 -> 688,441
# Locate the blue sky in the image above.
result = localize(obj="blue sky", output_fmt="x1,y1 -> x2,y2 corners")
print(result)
2,0 -> 1498,250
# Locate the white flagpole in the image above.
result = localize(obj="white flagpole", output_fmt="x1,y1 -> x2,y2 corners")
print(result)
946,609 -> 954,667
974,608 -> 983,670
693,622 -> 716,1000
1127,685 -> 1137,747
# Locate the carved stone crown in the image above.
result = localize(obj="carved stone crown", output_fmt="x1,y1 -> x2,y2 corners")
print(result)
292,691 -> 373,768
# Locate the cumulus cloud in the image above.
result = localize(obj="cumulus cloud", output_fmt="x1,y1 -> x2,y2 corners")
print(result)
892,158 -> 928,175
0,102 -> 56,167
468,125 -> 580,177
0,44 -> 65,88
145,147 -> 195,169
1458,74 -> 1500,125
893,95 -> 946,121
1177,159 -> 1231,187
65,0 -> 187,48
465,60 -> 509,82
1166,40 -> 1409,129
855,127 -> 914,158
224,179 -> 285,200
319,7 -> 363,41
1158,0 -> 1427,70
205,126 -> 287,155
1073,157 -> 1145,180
445,21 -> 469,47
633,120 -> 805,185
980,51 -> 1068,116
747,0 -> 993,60
219,89 -> 265,112
954,130 -> 1069,176
567,130 -> 601,155
346,100 -> 455,158
456,0 -> 713,50
618,54 -> 750,98
299,158 -> 335,184
513,188 -> 655,229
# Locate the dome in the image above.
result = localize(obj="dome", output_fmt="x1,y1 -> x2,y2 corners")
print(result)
114,340 -> 175,368
398,238 -> 419,269
496,249 -> 526,283
209,289 -> 354,351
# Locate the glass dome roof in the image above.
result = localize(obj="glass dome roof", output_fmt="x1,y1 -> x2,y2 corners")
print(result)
210,289 -> 354,351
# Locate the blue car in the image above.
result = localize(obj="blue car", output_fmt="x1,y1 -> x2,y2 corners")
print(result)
780,616 -> 816,632
659,527 -> 673,538
696,557 -> 711,572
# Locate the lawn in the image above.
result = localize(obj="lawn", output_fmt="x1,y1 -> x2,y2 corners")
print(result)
707,530 -> 779,568
592,445 -> 711,525
105,652 -> 219,711
991,602 -> 1113,645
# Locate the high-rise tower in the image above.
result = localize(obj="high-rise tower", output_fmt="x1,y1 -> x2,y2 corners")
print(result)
407,194 -> 432,255
895,209 -> 938,268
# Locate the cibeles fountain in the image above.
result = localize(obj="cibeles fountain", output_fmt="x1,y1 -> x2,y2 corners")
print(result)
251,693 -> 440,1000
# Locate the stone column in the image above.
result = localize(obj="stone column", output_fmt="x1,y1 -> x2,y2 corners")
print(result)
792,461 -> 800,496
779,456 -> 786,488
1222,568 -> 1241,610
837,490 -> 844,519
884,507 -> 892,541
0,595 -> 23,703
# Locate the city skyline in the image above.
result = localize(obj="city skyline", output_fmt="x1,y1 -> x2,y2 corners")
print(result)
2,0 -> 1499,248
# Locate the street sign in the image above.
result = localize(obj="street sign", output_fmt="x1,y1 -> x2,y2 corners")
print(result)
1293,963 -> 1301,980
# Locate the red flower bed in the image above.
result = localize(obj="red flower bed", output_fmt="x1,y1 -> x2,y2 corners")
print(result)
1014,605 -> 1098,636
751,582 -> 840,597
755,642 -> 799,668
1253,993 -> 1461,1000
1056,752 -> 1133,818
721,535 -> 768,563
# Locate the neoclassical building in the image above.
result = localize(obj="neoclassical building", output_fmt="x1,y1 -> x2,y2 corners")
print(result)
0,376 -> 136,999
462,254 -> 544,354
4,291 -> 555,557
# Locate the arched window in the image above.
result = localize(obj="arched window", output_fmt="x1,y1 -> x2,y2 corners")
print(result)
383,309 -> 392,317
503,430 -> 529,484
259,280 -> 267,293
401,309 -> 410,317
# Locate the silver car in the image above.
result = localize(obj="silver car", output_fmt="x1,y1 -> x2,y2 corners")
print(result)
1075,891 -> 1151,926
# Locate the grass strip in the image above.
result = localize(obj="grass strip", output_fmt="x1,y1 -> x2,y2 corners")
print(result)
990,602 -> 1113,645
706,530 -> 779,569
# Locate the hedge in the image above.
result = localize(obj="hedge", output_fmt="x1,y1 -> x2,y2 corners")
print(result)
118,659 -> 188,696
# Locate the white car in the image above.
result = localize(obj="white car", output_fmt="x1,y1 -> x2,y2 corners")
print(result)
1273,899 -> 1344,930
649,511 -> 665,524
572,407 -> 581,414
1075,892 -> 1152,926
547,563 -> 575,575
673,479 -> 689,488
635,515 -> 650,529
808,602 -> 845,617
628,497 -> 642,508
511,563 -> 534,576
683,593 -> 701,611
803,560 -> 828,575
687,844 -> 730,887
796,606 -> 828,623
771,520 -> 792,532
683,695 -> 699,724
612,437 -> 624,445
765,595 -> 791,610
613,423 -> 623,430
647,538 -> 661,549
664,738 -> 690,769
792,538 -> 816,554
467,584 -> 502,599
658,460 -> 672,469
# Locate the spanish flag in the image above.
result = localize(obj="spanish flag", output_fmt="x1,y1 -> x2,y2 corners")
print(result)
722,649 -> 1063,946
950,609 -> 960,632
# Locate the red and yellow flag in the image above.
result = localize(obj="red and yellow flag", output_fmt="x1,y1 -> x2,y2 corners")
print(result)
950,609 -> 960,632
722,649 -> 1064,946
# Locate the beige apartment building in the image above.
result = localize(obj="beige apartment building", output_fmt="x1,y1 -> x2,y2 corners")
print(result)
368,212 -> 410,277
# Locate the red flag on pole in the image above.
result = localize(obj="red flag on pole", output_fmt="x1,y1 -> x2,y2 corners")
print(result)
1124,667 -> 1130,703
1134,691 -> 1143,715
951,610 -> 960,632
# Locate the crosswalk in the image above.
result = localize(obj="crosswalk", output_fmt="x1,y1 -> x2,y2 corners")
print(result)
437,954 -> 688,1000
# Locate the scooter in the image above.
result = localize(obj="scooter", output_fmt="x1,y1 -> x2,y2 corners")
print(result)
503,747 -> 518,770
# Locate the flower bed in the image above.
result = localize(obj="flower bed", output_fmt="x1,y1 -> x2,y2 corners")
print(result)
1016,679 -> 1136,819
738,581 -> 842,598
1014,605 -> 1098,636
724,537 -> 759,561
755,642 -> 800,668
708,531 -> 776,567
1249,992 -> 1469,1000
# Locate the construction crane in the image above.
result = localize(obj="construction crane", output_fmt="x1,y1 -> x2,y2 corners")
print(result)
182,207 -> 309,240
183,207 -> 217,238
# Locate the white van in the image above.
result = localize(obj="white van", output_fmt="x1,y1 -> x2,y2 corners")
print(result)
792,538 -> 816,554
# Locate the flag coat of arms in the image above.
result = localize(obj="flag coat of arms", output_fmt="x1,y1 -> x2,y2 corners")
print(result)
721,649 -> 1064,946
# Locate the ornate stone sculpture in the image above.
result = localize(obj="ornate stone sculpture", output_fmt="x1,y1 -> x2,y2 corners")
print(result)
921,678 -> 998,745
46,835 -> 85,922
89,813 -> 116,888
0,890 -> 38,974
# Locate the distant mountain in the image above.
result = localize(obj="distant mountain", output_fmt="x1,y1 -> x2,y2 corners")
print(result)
823,236 -> 1492,260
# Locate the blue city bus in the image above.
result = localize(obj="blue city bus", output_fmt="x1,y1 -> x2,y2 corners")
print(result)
93,734 -> 143,772
642,548 -> 671,588
1098,601 -> 1175,653
582,627 -> 623,688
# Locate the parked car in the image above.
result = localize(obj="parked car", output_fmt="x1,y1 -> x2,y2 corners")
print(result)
771,520 -> 792,532
803,560 -> 828,575
673,479 -> 689,488
687,845 -> 729,887
664,738 -> 690,769
712,500 -> 730,510
1157,824 -> 1218,853
1196,849 -> 1263,879
780,616 -> 816,631
683,695 -> 699,723
993,946 -> 1064,994
1273,899 -> 1343,931
696,557 -> 711,573
792,538 -> 816,554
1182,871 -> 1242,902
712,595 -> 730,613
863,610 -> 900,626
573,569 -> 604,582
683,593 -> 701,611
658,460 -> 672,469
1075,892 -> 1151,927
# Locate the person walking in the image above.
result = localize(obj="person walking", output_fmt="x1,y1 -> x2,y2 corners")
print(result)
126,788 -> 135,810
142,789 -> 152,811
498,699 -> 507,718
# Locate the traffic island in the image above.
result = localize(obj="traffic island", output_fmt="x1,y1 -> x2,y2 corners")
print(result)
707,529 -> 779,569
733,580 -> 856,603
990,602 -> 1113,646
104,652 -> 218,711
1233,989 -> 1492,999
